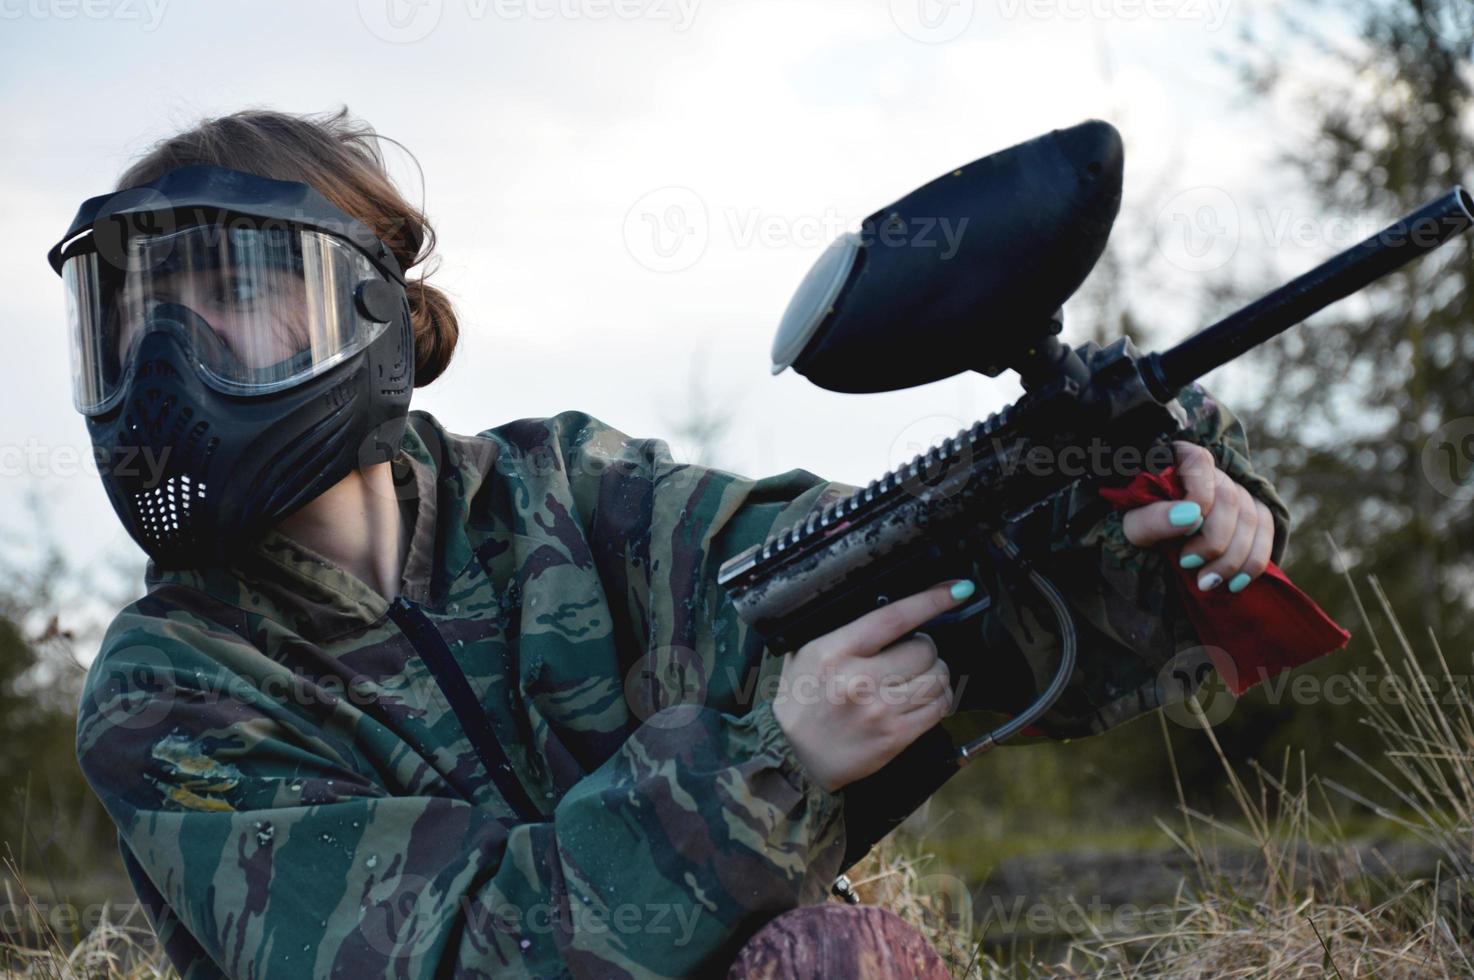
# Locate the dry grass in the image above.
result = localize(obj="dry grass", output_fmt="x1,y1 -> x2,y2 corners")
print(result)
844,835 -> 989,977
874,566 -> 1474,979
1060,570 -> 1474,980
0,856 -> 172,980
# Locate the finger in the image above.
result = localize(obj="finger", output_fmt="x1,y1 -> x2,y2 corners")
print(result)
894,684 -> 952,743
816,580 -> 975,659
1179,470 -> 1240,568
1179,472 -> 1240,570
1172,441 -> 1218,515
1246,500 -> 1274,576
884,659 -> 952,712
1122,442 -> 1219,547
1229,500 -> 1275,592
1196,485 -> 1258,591
1123,499 -> 1206,547
866,633 -> 939,684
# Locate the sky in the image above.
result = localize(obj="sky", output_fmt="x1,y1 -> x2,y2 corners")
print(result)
0,0 -> 1356,603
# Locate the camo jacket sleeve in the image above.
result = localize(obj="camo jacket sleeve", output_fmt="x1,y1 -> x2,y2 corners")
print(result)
75,410 -> 853,980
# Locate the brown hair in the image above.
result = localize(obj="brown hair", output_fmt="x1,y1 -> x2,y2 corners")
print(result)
115,107 -> 459,386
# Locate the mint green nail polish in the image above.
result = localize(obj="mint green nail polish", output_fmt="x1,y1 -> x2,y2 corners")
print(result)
1168,501 -> 1202,527
1179,553 -> 1205,570
1229,573 -> 1251,594
950,580 -> 976,601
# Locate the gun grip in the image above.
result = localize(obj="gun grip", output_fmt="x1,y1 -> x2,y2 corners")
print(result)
838,724 -> 960,871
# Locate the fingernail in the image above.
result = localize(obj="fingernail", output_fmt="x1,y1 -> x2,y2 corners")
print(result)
950,580 -> 976,602
1198,572 -> 1223,592
1189,516 -> 1205,535
1179,553 -> 1205,570
1229,573 -> 1251,594
1168,502 -> 1202,528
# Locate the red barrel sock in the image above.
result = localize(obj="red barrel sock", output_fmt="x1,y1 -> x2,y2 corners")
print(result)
1098,467 -> 1351,695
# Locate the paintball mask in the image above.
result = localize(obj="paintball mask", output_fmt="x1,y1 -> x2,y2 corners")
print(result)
48,165 -> 415,569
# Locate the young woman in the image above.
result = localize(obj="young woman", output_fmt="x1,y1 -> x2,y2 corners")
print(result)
61,108 -> 1286,979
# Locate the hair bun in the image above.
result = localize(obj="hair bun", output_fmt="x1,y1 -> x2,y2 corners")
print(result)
406,278 -> 459,387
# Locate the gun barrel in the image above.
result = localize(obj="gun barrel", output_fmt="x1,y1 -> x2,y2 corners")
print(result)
1142,187 -> 1474,399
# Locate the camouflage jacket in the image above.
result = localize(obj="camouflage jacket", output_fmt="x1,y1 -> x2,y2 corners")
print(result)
75,385 -> 1286,979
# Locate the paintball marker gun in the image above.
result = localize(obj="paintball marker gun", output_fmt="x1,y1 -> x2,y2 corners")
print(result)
718,120 -> 1472,770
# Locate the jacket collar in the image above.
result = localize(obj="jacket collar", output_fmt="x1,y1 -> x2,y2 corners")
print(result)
143,411 -> 466,640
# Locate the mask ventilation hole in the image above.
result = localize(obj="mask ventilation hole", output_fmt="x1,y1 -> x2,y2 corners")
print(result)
132,474 -> 208,549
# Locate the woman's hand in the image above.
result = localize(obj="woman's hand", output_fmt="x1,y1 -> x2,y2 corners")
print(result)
1120,440 -> 1274,594
772,580 -> 972,793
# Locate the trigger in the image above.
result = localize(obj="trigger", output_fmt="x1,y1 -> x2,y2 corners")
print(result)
924,591 -> 991,627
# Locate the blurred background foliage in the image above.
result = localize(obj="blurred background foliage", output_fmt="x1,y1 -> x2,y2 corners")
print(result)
0,502 -> 143,923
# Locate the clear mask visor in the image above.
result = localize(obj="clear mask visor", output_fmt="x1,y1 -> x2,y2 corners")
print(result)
63,223 -> 394,414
